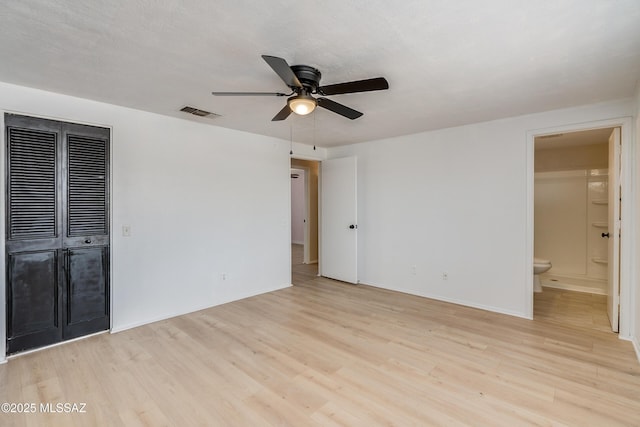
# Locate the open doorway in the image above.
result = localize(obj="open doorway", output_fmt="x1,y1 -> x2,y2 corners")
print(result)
532,127 -> 619,333
291,159 -> 319,285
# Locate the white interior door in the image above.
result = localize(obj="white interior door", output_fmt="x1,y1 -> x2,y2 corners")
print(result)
321,156 -> 358,283
607,128 -> 621,332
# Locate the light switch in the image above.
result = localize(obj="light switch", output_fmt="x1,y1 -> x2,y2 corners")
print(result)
122,225 -> 131,237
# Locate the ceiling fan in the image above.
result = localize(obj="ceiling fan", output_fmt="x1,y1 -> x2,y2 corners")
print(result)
212,55 -> 389,121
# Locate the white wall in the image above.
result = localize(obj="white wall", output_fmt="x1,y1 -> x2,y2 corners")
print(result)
0,80 -> 637,362
329,99 -> 635,318
634,83 -> 640,360
291,169 -> 305,244
0,82 -> 297,362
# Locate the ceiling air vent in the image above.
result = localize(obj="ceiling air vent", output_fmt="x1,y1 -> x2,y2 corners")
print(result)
180,106 -> 219,118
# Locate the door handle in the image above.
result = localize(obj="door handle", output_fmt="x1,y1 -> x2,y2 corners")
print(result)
601,232 -> 610,238
349,224 -> 357,229
84,239 -> 92,244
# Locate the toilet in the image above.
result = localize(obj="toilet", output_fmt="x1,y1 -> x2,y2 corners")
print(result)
533,257 -> 552,292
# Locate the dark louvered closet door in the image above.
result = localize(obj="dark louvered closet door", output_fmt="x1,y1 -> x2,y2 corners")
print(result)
5,115 -> 63,353
62,124 -> 110,340
5,115 -> 110,354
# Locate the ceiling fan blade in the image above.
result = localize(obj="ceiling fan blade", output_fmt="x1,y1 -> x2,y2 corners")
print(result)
320,77 -> 389,95
271,104 -> 292,121
262,55 -> 303,89
317,98 -> 363,120
212,91 -> 288,96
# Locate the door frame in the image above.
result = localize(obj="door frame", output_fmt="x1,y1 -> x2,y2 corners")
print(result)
290,165 -> 313,263
525,116 -> 634,338
290,167 -> 307,248
0,111 -> 114,362
290,153 -> 324,281
608,128 -> 621,332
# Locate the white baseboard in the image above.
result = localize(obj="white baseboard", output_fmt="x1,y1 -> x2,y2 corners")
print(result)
0,358 -> 6,364
540,274 -> 606,295
424,292 -> 531,320
632,336 -> 640,364
360,280 -> 531,320
541,282 -> 607,295
111,283 -> 291,334
619,335 -> 640,364
111,303 -> 219,333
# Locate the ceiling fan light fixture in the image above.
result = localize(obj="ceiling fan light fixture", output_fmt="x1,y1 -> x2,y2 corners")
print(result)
288,94 -> 317,116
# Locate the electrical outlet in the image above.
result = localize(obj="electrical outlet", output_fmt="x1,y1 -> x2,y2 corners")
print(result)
442,272 -> 448,280
411,265 -> 417,275
122,225 -> 131,237
221,273 -> 227,281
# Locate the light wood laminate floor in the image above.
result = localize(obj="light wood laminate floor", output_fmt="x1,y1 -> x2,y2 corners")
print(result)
0,250 -> 638,426
291,243 -> 318,285
534,286 -> 612,333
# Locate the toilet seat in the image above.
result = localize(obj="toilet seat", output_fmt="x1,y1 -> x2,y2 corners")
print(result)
534,257 -> 551,265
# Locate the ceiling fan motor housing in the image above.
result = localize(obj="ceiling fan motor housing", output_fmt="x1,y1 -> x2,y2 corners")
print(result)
290,65 -> 322,93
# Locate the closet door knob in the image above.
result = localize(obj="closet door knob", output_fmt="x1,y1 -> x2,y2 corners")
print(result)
601,232 -> 610,238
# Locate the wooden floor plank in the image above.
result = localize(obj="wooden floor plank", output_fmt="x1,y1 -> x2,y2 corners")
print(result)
0,246 -> 638,426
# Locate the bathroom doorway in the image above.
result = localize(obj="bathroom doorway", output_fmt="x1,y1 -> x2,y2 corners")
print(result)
290,159 -> 319,285
532,127 -> 621,332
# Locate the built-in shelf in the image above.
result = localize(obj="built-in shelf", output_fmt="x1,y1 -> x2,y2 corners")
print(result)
592,222 -> 608,228
592,199 -> 608,205
591,257 -> 608,265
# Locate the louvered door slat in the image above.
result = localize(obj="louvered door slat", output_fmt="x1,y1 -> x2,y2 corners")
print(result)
8,128 -> 57,239
67,135 -> 108,237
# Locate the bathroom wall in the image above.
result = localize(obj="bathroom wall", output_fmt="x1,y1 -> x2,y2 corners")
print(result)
535,143 -> 608,172
535,171 -> 588,274
534,142 -> 609,294
534,170 -> 608,293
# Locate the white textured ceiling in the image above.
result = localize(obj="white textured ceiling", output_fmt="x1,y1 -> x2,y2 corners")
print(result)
1,1 -> 639,147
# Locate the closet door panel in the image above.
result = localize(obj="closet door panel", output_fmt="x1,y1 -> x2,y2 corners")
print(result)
7,250 -> 61,353
5,114 -> 63,353
61,123 -> 110,340
63,247 -> 109,339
